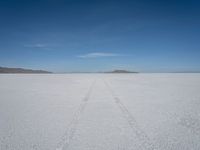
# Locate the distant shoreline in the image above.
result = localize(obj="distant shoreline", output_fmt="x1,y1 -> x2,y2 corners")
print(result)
1,66 -> 200,74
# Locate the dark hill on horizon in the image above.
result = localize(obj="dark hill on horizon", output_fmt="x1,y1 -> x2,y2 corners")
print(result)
0,67 -> 52,74
105,70 -> 138,73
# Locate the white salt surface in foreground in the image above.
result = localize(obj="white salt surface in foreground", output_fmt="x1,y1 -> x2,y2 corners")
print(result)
0,74 -> 200,150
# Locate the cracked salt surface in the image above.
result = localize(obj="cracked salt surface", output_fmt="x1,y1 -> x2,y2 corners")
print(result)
0,73 -> 200,150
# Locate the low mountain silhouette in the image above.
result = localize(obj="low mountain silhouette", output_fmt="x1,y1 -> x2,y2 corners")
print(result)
0,67 -> 52,73
105,70 -> 138,73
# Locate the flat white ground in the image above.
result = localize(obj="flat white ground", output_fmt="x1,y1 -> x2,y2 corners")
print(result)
0,74 -> 200,150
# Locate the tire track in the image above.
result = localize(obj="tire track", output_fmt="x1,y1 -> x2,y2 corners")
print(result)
55,80 -> 96,150
103,79 -> 157,150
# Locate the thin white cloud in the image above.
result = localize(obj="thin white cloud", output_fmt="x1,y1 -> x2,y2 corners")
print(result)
24,44 -> 48,48
78,52 -> 122,58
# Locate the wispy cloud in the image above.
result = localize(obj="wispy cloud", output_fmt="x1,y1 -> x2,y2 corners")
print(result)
24,43 -> 48,48
78,52 -> 122,58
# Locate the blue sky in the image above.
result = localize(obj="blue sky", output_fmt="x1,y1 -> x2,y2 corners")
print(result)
0,0 -> 200,72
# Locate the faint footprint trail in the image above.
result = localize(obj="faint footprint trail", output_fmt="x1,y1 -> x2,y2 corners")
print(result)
55,80 -> 96,150
103,79 -> 157,150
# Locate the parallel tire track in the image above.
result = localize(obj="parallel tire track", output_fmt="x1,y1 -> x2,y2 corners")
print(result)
103,79 -> 157,150
55,80 -> 96,150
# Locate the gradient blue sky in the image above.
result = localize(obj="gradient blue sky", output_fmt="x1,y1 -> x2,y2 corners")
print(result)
0,0 -> 200,72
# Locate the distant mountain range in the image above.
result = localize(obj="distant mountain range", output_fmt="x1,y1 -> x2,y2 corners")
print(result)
64,70 -> 139,73
0,67 -> 51,74
105,70 -> 138,73
0,67 -> 138,74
